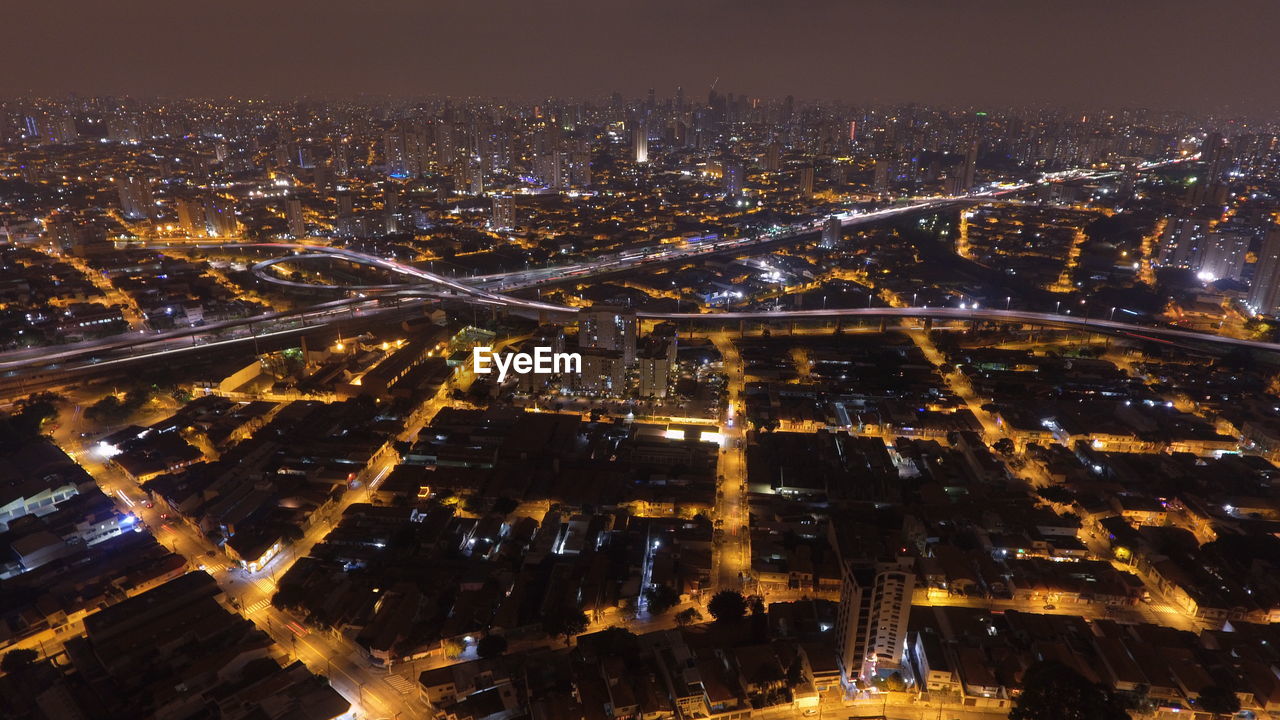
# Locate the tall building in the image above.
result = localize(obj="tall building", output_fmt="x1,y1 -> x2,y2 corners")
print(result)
798,165 -> 815,198
569,151 -> 592,187
821,215 -> 842,249
633,125 -> 648,164
336,192 -> 354,217
1196,226 -> 1250,282
285,197 -> 305,239
572,348 -> 626,396
762,141 -> 782,173
331,139 -> 350,176
490,195 -> 516,230
383,185 -> 400,217
467,160 -> 485,195
831,521 -> 915,685
175,198 -> 206,237
49,116 -> 76,143
1249,228 -> 1280,316
872,159 -> 891,195
961,141 -> 978,192
579,305 -> 637,366
116,176 -> 154,220
384,126 -> 424,178
1157,215 -> 1209,268
637,338 -> 672,398
723,162 -> 745,197
1202,132 -> 1230,181
203,198 -> 239,237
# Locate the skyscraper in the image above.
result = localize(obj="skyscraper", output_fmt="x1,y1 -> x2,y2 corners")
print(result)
763,141 -> 781,173
384,127 -> 424,178
723,162 -> 745,197
175,198 -> 206,238
873,159 -> 891,195
798,165 -> 815,198
1249,228 -> 1280,316
1157,215 -> 1209,268
116,176 -> 155,220
467,160 -> 485,195
1196,226 -> 1250,282
203,198 -> 239,237
331,139 -> 350,176
633,125 -> 648,164
821,215 -> 842,249
961,141 -> 978,191
580,305 -> 637,366
490,195 -> 515,230
832,523 -> 915,685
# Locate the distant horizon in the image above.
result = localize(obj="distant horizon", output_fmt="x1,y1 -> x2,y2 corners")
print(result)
6,0 -> 1280,115
0,93 -> 1272,123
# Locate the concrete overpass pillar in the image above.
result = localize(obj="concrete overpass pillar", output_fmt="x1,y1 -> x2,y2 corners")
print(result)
878,318 -> 887,333
738,320 -> 745,337
923,317 -> 933,331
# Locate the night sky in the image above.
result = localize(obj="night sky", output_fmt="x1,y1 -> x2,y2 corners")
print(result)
7,0 -> 1279,112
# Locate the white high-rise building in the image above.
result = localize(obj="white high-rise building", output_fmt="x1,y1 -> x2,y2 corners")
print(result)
633,125 -> 648,164
832,523 -> 915,685
835,559 -> 915,684
1196,227 -> 1250,282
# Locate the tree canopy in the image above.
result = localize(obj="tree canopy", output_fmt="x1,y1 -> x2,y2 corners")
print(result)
707,590 -> 748,624
643,584 -> 680,615
1009,661 -> 1130,720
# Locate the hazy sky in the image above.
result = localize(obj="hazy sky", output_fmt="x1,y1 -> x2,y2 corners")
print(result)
6,1 -> 1279,113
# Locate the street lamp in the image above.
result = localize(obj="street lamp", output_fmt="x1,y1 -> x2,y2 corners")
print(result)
1005,296 -> 1011,310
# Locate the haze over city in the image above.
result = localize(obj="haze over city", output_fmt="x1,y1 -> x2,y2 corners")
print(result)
3,4 -> 1280,720
6,0 -> 1280,113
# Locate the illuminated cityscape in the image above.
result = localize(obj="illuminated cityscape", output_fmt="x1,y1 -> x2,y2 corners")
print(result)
4,3 -> 1280,720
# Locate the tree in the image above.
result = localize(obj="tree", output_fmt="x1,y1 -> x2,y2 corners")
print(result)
879,672 -> 908,693
13,392 -> 60,434
272,585 -> 306,611
1037,486 -> 1074,505
477,634 -> 508,659
442,637 -> 466,659
280,524 -> 304,545
674,607 -> 703,627
1009,660 -> 1130,720
542,605 -> 589,643
1196,686 -> 1241,716
643,584 -> 680,615
1,648 -> 37,674
707,590 -> 748,624
490,496 -> 519,517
